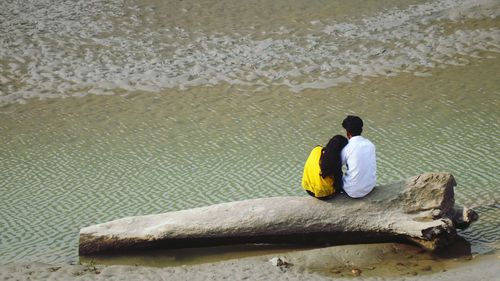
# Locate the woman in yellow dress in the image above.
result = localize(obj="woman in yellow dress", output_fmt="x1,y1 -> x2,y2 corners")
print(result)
302,135 -> 348,199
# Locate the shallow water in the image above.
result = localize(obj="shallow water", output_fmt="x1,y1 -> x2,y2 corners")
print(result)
0,0 -> 499,265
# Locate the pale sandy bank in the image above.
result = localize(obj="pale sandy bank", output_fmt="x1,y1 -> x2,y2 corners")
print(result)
1,243 -> 498,281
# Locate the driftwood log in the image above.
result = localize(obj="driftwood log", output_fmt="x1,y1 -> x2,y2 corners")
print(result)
79,173 -> 477,255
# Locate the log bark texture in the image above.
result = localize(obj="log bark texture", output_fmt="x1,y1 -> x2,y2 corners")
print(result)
79,173 -> 478,255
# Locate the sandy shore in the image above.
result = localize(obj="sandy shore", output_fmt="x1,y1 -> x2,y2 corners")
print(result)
1,243 -> 498,281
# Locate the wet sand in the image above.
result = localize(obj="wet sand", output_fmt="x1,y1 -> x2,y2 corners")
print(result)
1,243 -> 498,280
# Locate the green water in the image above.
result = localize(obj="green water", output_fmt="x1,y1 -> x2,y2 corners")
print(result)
1,56 -> 498,264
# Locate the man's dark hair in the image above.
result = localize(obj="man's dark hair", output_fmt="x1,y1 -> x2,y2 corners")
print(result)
342,115 -> 363,136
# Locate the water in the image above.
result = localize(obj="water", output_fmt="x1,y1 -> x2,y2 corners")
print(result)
0,0 -> 499,265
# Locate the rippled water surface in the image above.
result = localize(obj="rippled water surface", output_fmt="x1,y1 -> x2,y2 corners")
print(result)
0,0 -> 499,265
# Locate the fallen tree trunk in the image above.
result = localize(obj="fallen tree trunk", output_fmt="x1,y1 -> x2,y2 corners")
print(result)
79,172 -> 478,255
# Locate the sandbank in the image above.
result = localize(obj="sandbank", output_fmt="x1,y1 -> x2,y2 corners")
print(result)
1,243 -> 498,280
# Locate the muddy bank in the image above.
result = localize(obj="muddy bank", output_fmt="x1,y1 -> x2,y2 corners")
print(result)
1,243 -> 498,281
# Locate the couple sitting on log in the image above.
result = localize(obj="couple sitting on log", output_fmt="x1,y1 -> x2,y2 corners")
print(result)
302,115 -> 376,199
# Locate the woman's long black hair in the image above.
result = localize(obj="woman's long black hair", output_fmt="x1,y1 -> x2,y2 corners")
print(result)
320,135 -> 348,191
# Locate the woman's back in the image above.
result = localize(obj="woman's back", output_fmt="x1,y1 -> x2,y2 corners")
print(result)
301,135 -> 348,199
301,146 -> 335,198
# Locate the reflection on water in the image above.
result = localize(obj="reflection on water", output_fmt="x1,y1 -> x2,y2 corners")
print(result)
0,0 -> 499,265
80,244 -> 317,267
78,238 -> 474,268
80,242 -> 477,277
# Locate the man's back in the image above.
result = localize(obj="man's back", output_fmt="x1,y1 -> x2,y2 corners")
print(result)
341,136 -> 376,198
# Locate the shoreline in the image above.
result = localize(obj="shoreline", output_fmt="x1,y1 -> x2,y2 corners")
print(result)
1,243 -> 498,280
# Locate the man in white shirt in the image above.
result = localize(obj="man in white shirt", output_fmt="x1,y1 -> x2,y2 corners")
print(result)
340,115 -> 377,198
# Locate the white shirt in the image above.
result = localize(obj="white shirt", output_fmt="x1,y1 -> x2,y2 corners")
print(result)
341,136 -> 376,198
